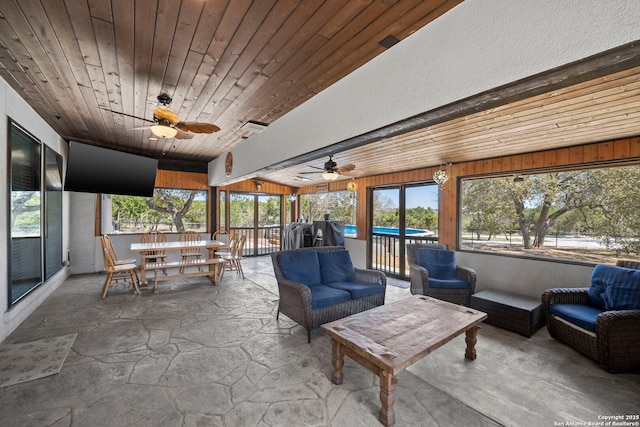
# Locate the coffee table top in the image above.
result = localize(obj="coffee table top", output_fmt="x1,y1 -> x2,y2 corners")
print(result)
322,295 -> 487,375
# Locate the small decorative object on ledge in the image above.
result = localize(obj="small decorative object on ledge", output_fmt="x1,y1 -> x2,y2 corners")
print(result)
255,181 -> 262,191
288,194 -> 297,202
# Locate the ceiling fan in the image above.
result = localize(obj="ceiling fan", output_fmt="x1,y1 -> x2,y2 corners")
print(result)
300,155 -> 356,180
101,93 -> 220,139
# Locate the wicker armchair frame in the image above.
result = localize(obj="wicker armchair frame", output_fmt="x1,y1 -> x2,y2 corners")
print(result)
406,243 -> 476,306
271,246 -> 387,342
541,260 -> 640,373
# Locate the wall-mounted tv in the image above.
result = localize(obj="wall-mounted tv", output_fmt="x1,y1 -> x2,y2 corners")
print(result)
64,141 -> 158,197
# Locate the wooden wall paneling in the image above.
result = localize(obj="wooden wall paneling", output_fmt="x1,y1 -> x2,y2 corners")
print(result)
155,170 -> 209,190
627,137 -> 640,157
556,148 -> 570,165
510,155 -> 523,171
612,138 -> 631,159
490,157 -> 502,172
597,141 -> 614,161
582,143 -> 599,163
543,150 -> 557,168
569,146 -> 584,165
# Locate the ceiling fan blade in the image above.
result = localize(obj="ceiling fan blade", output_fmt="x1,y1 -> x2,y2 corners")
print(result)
153,106 -> 179,124
127,126 -> 151,131
305,164 -> 325,171
99,107 -> 154,123
174,129 -> 194,139
299,171 -> 322,174
177,122 -> 220,133
337,163 -> 356,173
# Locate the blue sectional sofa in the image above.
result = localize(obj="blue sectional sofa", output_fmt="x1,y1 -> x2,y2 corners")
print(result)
271,246 -> 386,342
542,263 -> 640,372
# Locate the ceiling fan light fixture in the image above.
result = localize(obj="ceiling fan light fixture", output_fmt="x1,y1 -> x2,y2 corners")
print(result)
150,124 -> 178,138
323,171 -> 339,181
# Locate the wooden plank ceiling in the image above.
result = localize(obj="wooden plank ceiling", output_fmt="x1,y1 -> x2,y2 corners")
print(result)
1,1 -> 639,188
0,0 -> 461,166
261,65 -> 640,186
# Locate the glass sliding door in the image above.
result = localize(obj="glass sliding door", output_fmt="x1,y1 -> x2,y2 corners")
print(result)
369,183 -> 439,278
229,192 -> 282,256
257,194 -> 282,254
370,188 -> 400,275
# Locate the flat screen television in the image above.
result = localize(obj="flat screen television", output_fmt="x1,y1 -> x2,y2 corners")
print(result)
64,141 -> 158,197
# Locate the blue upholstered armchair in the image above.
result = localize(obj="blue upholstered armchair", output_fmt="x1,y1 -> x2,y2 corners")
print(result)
542,262 -> 640,373
406,243 -> 476,306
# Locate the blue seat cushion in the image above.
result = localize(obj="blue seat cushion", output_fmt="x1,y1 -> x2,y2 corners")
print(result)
325,280 -> 384,299
416,247 -> 457,279
588,264 -> 640,310
428,277 -> 470,289
317,249 -> 356,283
277,250 -> 322,287
309,285 -> 352,309
549,303 -> 603,332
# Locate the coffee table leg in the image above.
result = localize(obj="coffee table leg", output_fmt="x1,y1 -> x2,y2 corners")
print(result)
330,339 -> 344,385
465,325 -> 479,360
379,370 -> 397,427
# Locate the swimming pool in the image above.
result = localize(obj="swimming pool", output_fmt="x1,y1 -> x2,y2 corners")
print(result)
344,225 -> 434,236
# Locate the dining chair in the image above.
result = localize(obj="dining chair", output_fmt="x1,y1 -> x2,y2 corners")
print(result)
222,235 -> 246,278
179,230 -> 203,273
140,231 -> 168,275
101,234 -> 136,265
214,231 -> 237,258
100,236 -> 140,298
212,230 -> 231,244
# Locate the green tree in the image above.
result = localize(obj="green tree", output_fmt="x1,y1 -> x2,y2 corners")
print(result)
145,189 -> 198,233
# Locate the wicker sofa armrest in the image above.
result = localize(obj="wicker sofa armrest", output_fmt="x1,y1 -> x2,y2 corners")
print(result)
275,276 -> 313,322
597,309 -> 640,330
409,264 -> 430,295
354,268 -> 387,288
541,288 -> 589,307
456,266 -> 477,293
596,309 -> 640,372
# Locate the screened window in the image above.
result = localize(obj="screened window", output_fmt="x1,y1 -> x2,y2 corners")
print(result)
300,191 -> 356,237
105,189 -> 208,234
459,165 -> 640,264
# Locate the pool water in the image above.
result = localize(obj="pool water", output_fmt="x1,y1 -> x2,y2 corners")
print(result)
344,225 -> 433,236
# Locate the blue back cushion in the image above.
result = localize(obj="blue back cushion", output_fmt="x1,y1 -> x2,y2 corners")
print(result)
317,249 -> 356,284
277,250 -> 322,287
589,264 -> 640,310
416,247 -> 457,279
597,264 -> 640,310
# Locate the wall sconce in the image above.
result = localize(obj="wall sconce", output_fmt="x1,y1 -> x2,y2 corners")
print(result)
255,181 -> 263,191
288,194 -> 297,202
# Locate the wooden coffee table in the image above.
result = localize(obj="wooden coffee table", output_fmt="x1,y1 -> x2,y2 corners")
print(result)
321,295 -> 487,426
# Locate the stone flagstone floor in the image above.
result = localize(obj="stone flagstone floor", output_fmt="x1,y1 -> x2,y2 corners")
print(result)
0,255 -> 638,426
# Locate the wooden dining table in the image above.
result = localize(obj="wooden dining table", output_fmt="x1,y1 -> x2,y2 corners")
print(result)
130,239 -> 227,292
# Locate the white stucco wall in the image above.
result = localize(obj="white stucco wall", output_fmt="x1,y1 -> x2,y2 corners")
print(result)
209,0 -> 640,185
0,79 -> 71,343
456,252 -> 594,299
